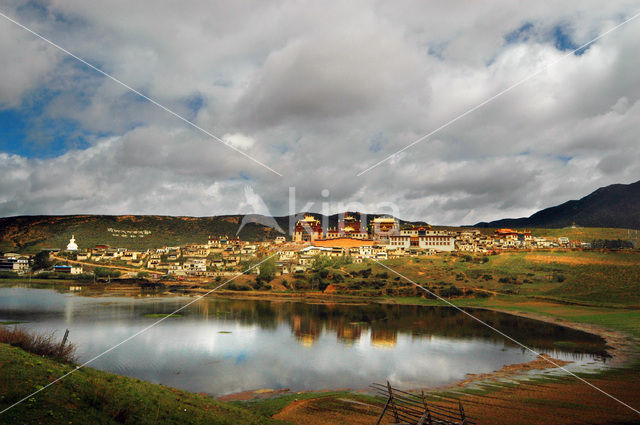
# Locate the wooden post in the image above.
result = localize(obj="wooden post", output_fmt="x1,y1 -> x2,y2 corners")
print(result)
421,390 -> 432,424
387,381 -> 400,423
58,329 -> 69,356
375,396 -> 391,425
459,400 -> 467,425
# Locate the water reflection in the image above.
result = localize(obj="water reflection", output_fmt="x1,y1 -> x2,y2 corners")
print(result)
0,287 -> 608,396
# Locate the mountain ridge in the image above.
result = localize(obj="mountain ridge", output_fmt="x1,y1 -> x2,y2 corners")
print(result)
474,180 -> 640,230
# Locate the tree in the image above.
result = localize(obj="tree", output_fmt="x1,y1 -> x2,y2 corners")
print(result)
32,251 -> 52,271
258,259 -> 276,283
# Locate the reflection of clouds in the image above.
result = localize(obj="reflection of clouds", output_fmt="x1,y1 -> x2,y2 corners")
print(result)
0,288 -> 605,396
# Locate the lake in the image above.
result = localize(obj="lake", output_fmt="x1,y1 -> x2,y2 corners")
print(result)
0,286 -> 609,396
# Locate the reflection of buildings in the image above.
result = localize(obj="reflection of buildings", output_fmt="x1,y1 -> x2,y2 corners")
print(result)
327,320 -> 363,345
336,325 -> 362,345
371,328 -> 397,348
292,314 -> 322,347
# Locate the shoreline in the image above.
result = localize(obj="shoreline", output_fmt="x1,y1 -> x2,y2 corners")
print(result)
2,282 -> 636,402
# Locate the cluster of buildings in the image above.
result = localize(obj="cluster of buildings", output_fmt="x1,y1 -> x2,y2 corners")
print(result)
67,235 -> 266,278
0,214 -> 584,278
0,255 -> 30,274
266,214 -> 575,275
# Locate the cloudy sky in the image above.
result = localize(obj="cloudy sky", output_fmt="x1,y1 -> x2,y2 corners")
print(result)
1,1 -> 639,225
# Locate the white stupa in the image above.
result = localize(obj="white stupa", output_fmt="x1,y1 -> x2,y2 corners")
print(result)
66,235 -> 78,251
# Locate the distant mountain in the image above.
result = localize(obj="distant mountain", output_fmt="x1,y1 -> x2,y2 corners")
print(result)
475,180 -> 640,230
0,212 -> 423,253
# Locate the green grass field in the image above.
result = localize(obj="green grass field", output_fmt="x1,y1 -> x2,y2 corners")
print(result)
0,344 -> 280,425
331,250 -> 640,307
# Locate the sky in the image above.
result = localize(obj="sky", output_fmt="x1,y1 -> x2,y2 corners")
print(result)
0,0 -> 639,225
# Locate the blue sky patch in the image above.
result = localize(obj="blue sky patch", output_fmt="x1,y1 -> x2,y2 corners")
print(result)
504,22 -> 534,44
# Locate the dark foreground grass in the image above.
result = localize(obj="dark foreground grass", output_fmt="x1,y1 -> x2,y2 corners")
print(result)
0,343 -> 280,425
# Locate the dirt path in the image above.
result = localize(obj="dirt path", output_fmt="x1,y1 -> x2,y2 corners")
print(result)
272,372 -> 640,425
273,396 -> 389,425
50,254 -> 153,274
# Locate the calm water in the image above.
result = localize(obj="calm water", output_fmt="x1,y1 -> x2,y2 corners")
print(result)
0,286 -> 608,396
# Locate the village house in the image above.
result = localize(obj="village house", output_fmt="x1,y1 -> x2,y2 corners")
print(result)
209,258 -> 224,269
168,263 -> 185,276
183,258 -> 207,273
240,244 -> 257,255
53,264 -> 83,275
167,250 -> 181,261
0,255 -> 30,274
76,251 -> 91,261
278,249 -> 298,261
388,229 -> 455,252
122,251 -> 143,262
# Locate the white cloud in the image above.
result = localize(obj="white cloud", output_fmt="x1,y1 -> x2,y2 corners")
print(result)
223,133 -> 255,151
1,1 -> 640,224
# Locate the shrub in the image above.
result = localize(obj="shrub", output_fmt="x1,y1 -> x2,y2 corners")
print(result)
332,274 -> 344,283
94,268 -> 121,278
226,282 -> 250,291
0,327 -> 76,363
439,285 -> 463,298
375,272 -> 389,279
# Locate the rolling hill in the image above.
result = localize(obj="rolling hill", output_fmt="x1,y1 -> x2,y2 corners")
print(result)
2,178 -> 639,254
475,180 -> 640,230
0,212 -> 424,253
0,215 -> 280,253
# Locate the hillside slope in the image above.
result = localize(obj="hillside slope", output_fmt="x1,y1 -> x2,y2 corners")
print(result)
475,180 -> 640,229
0,212 -> 423,253
0,215 -> 280,252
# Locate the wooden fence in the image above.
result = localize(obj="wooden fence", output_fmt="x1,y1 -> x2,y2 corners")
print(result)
372,382 -> 475,425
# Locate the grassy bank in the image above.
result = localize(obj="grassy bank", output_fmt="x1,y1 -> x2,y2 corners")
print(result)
2,249 -> 640,424
0,343 -> 280,425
